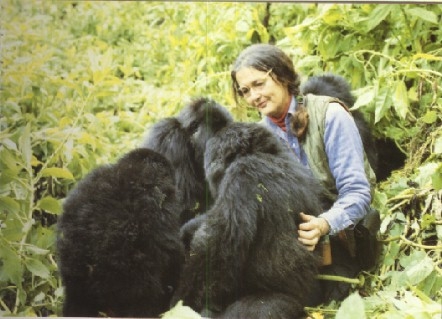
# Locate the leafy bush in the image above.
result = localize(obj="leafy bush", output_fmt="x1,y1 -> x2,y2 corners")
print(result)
1,1 -> 441,317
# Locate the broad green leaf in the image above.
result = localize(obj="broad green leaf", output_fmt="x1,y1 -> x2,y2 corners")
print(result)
398,250 -> 434,286
374,86 -> 392,123
335,293 -> 366,319
0,196 -> 20,214
24,245 -> 50,256
352,88 -> 375,110
33,291 -> 45,303
25,258 -> 50,279
37,196 -> 62,214
366,5 -> 392,32
406,7 -> 438,24
1,138 -> 18,151
392,81 -> 409,119
421,110 -> 437,124
322,7 -> 341,25
0,169 -> 16,184
0,147 -> 21,172
415,162 -> 439,187
0,244 -> 23,285
432,165 -> 442,190
40,167 -> 74,180
2,215 -> 25,241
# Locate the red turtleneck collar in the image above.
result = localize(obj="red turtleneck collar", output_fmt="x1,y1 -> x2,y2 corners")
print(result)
268,98 -> 291,131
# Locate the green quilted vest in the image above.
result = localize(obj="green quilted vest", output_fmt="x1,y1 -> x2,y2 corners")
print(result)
301,94 -> 376,203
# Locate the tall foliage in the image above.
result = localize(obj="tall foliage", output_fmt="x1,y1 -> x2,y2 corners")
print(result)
0,1 -> 441,317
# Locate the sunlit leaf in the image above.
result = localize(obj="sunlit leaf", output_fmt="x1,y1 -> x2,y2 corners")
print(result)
25,258 -> 50,279
421,110 -> 437,124
37,196 -> 62,215
415,162 -> 439,187
432,165 -> 442,190
374,86 -> 392,123
0,147 -> 21,172
1,138 -> 18,151
40,167 -> 74,180
434,136 -> 442,154
0,245 -> 23,285
366,5 -> 392,32
392,81 -> 409,119
24,245 -> 50,256
335,293 -> 366,319
0,196 -> 20,214
406,7 -> 438,24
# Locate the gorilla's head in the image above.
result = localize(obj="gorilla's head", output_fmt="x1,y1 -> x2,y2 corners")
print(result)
301,74 -> 355,107
178,97 -> 234,163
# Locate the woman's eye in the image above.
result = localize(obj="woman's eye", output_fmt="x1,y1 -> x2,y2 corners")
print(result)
240,87 -> 250,95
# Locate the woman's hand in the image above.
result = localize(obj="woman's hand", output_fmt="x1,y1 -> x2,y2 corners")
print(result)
298,213 -> 330,251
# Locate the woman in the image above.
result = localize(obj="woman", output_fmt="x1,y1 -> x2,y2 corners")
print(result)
230,43 -> 374,303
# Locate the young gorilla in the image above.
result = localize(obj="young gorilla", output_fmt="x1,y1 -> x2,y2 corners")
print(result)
141,103 -> 233,225
141,117 -> 210,225
301,74 -> 405,181
56,148 -> 184,317
171,98 -> 325,319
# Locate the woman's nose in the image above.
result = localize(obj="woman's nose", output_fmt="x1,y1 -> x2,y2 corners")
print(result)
250,87 -> 261,101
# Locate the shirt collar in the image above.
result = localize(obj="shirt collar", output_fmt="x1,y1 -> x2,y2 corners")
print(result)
288,95 -> 298,116
263,96 -> 298,140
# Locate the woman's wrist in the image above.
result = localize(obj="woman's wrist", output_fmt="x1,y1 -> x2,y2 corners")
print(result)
318,218 -> 330,236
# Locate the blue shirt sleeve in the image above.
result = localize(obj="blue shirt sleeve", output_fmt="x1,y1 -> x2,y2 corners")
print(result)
319,103 -> 371,235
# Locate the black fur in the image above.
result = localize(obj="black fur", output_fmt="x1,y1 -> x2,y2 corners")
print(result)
172,99 -> 323,319
142,100 -> 234,225
57,148 -> 184,317
142,117 -> 209,224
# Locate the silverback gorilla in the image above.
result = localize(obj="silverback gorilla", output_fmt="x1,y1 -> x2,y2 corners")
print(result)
167,98 -> 325,319
56,148 -> 184,317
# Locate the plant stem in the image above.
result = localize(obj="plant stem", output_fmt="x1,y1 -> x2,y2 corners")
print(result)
316,274 -> 362,285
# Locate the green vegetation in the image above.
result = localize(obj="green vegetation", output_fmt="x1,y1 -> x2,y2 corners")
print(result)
1,1 -> 441,317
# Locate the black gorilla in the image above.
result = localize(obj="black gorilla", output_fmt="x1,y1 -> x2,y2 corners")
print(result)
56,148 -> 184,317
301,74 -> 406,181
170,98 -> 324,319
141,117 -> 210,225
142,104 -> 234,225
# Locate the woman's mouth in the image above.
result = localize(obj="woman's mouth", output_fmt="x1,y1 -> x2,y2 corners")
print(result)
257,100 -> 267,109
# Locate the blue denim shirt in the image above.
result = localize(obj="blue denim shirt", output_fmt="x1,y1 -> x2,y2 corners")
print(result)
262,97 -> 371,235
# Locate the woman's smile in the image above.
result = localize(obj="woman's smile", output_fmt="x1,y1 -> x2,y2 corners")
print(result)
235,67 -> 291,118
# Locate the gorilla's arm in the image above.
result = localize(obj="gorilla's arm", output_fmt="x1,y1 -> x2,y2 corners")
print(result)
173,161 -> 261,312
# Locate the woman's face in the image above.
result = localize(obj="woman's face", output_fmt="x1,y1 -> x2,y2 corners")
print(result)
235,67 -> 291,118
